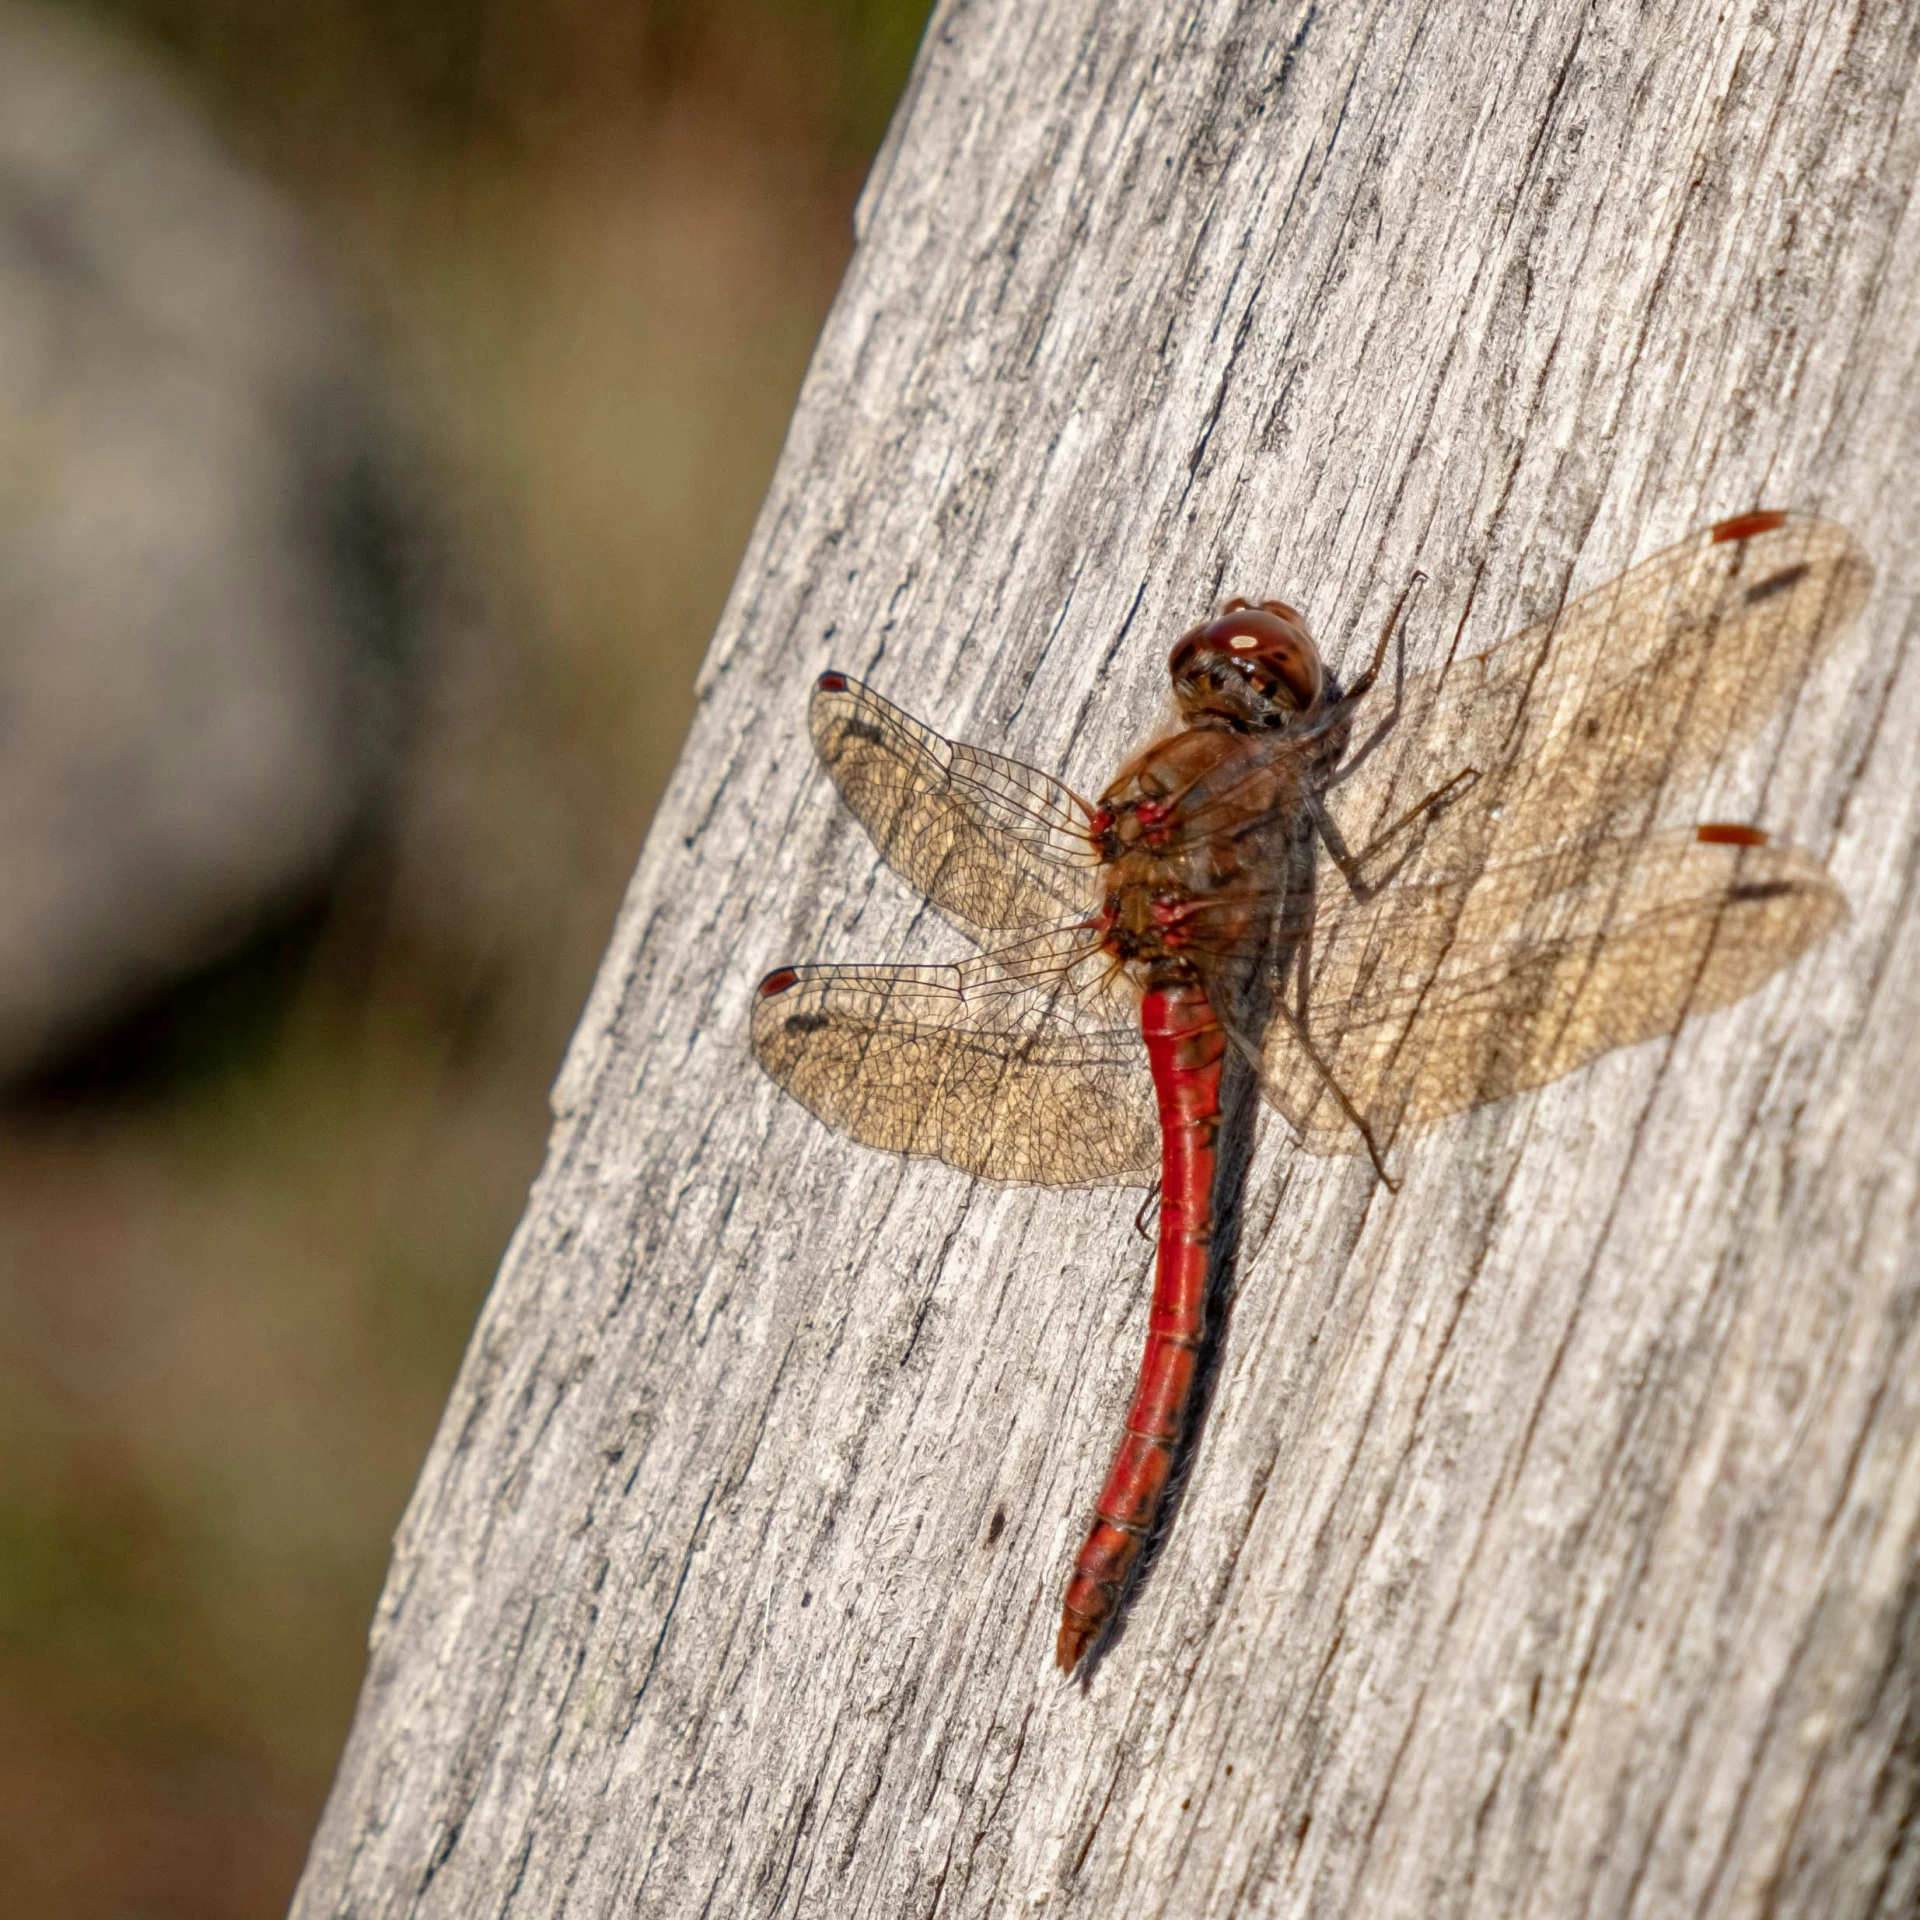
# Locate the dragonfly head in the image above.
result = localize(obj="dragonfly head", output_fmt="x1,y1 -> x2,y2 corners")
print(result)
1168,599 -> 1327,728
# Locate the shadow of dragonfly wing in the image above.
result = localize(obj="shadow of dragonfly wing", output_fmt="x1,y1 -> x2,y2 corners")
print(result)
754,926 -> 1157,1186
1333,513 -> 1872,883
810,673 -> 1103,940
1264,825 -> 1846,1154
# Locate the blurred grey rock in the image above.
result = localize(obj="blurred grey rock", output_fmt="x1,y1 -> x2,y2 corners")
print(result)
0,4 -> 420,1081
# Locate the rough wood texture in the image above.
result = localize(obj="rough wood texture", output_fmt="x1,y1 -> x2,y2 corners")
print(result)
293,4 -> 1920,1914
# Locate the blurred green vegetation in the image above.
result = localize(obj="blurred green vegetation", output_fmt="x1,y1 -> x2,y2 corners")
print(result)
55,0 -> 930,159
0,2 -> 929,1914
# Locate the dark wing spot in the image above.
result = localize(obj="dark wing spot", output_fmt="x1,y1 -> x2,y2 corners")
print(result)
841,720 -> 886,745
1728,882 -> 1798,903
784,1012 -> 832,1036
1744,563 -> 1810,606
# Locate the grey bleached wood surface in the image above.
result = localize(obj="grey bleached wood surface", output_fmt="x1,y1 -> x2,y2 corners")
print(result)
293,3 -> 1920,1915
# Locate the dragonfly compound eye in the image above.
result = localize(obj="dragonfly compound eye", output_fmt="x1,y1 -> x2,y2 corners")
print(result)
1167,604 -> 1325,718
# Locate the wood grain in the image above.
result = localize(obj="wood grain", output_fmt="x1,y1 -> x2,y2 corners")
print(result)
292,3 -> 1920,1914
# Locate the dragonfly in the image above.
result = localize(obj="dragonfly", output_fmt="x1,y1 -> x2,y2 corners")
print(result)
753,510 -> 1866,1674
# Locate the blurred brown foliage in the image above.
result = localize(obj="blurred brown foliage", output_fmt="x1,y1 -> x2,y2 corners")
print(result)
0,2 -> 927,1913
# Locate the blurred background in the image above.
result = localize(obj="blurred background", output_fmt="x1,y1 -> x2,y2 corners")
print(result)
0,1 -> 929,1912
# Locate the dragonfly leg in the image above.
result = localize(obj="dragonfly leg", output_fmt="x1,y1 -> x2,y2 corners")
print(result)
1287,916 -> 1314,1028
1132,1182 -> 1161,1241
1216,999 -> 1398,1190
1271,1003 -> 1399,1190
1342,567 -> 1426,702
1309,765 -> 1480,901
1328,570 -> 1425,782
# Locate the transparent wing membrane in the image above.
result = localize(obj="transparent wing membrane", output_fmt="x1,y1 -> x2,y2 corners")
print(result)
1331,514 -> 1870,880
810,674 -> 1102,938
753,930 -> 1157,1186
1262,827 -> 1847,1152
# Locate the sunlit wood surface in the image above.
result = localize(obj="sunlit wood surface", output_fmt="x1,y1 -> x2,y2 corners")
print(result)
294,3 -> 1920,1914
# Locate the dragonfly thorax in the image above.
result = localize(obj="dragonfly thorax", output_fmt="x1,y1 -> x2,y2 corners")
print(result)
1093,725 -> 1314,975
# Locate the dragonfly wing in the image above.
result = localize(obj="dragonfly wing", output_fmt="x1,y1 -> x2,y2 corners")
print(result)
1332,514 -> 1871,878
754,935 -> 1156,1187
811,674 -> 1103,937
1266,827 -> 1846,1154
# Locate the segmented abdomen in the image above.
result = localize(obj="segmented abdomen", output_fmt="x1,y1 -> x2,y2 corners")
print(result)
1056,975 -> 1224,1671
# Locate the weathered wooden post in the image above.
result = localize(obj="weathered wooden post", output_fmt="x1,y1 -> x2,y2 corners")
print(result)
293,3 -> 1920,1913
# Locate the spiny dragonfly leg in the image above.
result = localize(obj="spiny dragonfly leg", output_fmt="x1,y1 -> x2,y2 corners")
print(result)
1345,567 -> 1427,699
1287,917 -> 1315,1027
1330,569 -> 1426,783
1272,1004 -> 1399,1190
1310,765 -> 1480,901
1215,999 -> 1396,1191
1132,1182 -> 1161,1241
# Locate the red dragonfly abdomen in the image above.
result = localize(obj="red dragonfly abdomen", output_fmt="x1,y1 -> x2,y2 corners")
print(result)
1056,973 -> 1224,1671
